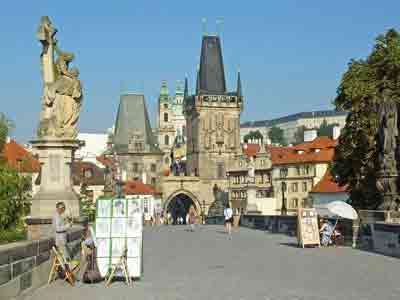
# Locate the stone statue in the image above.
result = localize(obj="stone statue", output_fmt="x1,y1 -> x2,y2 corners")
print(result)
377,98 -> 398,174
376,97 -> 400,211
247,156 -> 256,182
37,16 -> 83,139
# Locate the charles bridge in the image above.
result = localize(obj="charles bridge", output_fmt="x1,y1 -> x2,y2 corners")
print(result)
0,225 -> 398,300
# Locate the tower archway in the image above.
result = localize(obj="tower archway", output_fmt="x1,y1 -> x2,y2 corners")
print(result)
164,190 -> 201,224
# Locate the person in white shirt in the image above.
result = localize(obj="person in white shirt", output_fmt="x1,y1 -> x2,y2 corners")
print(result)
223,204 -> 233,237
53,201 -> 72,260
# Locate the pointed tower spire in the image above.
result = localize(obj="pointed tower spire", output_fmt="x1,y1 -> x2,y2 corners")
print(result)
196,65 -> 200,94
236,68 -> 242,98
184,76 -> 189,99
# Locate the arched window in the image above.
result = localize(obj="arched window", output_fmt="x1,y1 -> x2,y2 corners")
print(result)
164,135 -> 169,145
164,112 -> 169,122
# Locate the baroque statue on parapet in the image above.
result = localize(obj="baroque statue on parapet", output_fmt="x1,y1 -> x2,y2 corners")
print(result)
376,97 -> 400,211
377,97 -> 398,175
36,16 -> 83,139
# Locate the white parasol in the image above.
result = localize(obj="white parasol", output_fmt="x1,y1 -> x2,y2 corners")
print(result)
326,201 -> 358,220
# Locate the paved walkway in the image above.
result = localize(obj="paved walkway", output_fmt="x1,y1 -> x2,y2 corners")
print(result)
27,225 -> 400,300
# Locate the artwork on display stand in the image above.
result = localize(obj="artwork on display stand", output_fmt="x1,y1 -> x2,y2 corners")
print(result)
97,200 -> 112,218
97,238 -> 111,258
128,198 -> 141,216
113,199 -> 126,217
96,218 -> 111,238
127,257 -> 142,278
95,198 -> 143,279
127,237 -> 141,257
127,215 -> 143,237
111,238 -> 126,258
112,218 -> 127,237
97,257 -> 110,278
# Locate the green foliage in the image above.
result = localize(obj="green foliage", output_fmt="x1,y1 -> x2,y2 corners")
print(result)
243,130 -> 263,143
317,120 -> 339,138
268,126 -> 287,146
0,163 -> 31,230
294,126 -> 307,144
79,183 -> 96,222
0,227 -> 26,244
332,29 -> 400,209
0,113 -> 14,154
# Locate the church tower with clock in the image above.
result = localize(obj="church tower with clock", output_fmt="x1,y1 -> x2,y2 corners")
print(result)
184,33 -> 243,180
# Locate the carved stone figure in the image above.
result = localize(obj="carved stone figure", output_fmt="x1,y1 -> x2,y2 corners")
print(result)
377,99 -> 398,174
376,98 -> 400,211
37,16 -> 83,139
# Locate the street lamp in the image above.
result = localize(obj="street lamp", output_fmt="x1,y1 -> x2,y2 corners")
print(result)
281,181 -> 287,216
202,200 -> 206,224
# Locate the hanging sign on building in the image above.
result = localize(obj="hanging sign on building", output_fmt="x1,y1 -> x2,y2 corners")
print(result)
95,198 -> 143,278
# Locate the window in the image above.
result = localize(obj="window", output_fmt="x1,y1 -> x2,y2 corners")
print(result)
302,182 -> 307,192
164,135 -> 170,145
133,163 -> 138,173
217,163 -> 225,179
291,182 -> 298,192
291,198 -> 298,208
164,112 -> 169,122
151,177 -> 156,186
151,164 -> 156,172
164,103 -> 168,109
84,169 -> 93,179
280,168 -> 288,178
296,166 -> 301,176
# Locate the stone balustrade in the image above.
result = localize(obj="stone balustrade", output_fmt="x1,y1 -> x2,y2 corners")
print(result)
0,226 -> 84,300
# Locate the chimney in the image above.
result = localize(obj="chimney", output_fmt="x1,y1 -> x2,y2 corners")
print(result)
304,129 -> 317,142
333,125 -> 341,140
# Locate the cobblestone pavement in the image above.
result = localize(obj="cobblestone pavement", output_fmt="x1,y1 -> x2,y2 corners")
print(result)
26,225 -> 400,300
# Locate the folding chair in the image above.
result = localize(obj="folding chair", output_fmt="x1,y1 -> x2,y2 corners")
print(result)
48,246 -> 80,286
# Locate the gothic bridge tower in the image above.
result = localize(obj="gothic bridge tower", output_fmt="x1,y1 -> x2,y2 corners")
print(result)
184,33 -> 243,180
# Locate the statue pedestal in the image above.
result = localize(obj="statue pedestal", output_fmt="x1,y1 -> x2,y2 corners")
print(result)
27,138 -> 83,239
246,184 -> 261,214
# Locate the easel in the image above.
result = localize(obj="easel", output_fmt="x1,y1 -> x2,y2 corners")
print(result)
105,247 -> 132,287
48,246 -> 79,286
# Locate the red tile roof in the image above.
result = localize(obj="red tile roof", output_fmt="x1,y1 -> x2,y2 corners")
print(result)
3,140 -> 40,173
311,170 -> 347,193
124,180 -> 158,195
96,155 -> 114,168
243,137 -> 336,166
72,161 -> 105,186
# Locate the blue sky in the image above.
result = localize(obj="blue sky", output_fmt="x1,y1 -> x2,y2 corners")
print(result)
1,1 -> 399,142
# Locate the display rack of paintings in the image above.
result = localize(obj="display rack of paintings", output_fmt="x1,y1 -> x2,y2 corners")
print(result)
95,198 -> 143,279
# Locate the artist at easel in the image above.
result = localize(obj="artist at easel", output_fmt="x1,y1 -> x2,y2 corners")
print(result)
53,201 -> 73,260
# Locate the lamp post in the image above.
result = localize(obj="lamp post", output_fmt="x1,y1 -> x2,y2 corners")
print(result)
281,181 -> 287,216
202,200 -> 206,224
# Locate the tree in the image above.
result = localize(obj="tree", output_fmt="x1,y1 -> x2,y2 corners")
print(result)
268,126 -> 287,146
332,29 -> 400,209
317,120 -> 339,138
294,126 -> 307,144
0,163 -> 31,230
244,130 -> 263,143
0,113 -> 14,157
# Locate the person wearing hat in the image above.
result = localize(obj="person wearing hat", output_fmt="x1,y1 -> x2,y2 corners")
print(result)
53,201 -> 72,260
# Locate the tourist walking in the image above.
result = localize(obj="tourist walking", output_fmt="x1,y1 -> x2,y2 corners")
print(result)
189,209 -> 196,232
224,203 -> 233,238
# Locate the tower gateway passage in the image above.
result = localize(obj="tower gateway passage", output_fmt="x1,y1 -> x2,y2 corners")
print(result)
161,32 -> 243,218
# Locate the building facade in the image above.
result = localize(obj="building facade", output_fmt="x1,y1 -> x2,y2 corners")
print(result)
113,93 -> 163,188
157,80 -> 187,171
241,110 -> 347,145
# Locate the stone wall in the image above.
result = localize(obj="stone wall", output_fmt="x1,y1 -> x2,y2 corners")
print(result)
0,226 -> 83,300
206,214 -> 354,244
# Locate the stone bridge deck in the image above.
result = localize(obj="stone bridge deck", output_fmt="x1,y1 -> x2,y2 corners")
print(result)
26,226 -> 400,300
